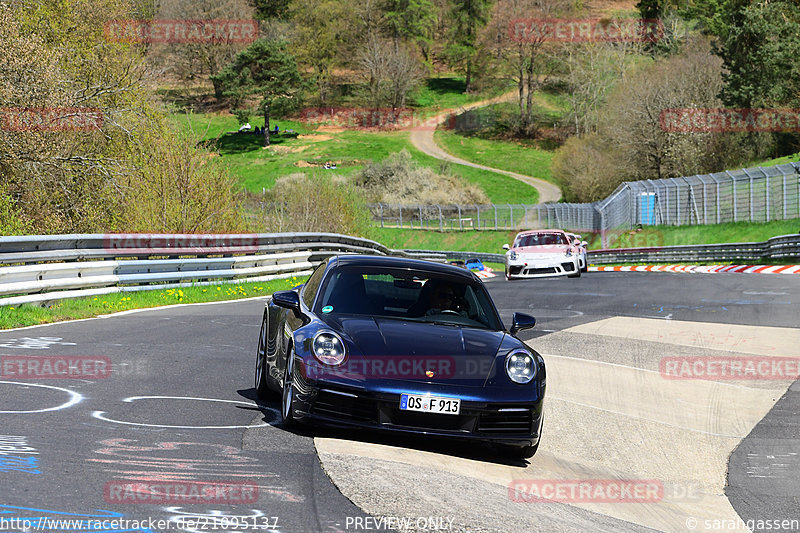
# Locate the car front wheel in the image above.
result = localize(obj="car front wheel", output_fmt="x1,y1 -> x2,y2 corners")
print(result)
255,316 -> 271,400
280,346 -> 297,426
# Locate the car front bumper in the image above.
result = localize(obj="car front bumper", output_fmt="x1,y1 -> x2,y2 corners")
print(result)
506,256 -> 579,278
291,379 -> 544,446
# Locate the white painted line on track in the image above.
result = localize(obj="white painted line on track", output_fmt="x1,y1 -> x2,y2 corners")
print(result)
0,380 -> 84,413
92,395 -> 275,429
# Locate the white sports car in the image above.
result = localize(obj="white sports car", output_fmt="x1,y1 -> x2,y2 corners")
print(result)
565,232 -> 589,273
503,230 -> 581,280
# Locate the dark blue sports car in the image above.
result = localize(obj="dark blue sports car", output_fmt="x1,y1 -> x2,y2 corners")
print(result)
254,255 -> 545,458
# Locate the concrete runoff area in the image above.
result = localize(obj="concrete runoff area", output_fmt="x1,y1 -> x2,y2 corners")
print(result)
316,317 -> 797,532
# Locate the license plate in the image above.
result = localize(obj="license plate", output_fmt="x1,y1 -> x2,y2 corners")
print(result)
400,394 -> 460,415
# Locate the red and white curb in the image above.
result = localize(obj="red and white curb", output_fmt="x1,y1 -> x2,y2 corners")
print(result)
589,265 -> 800,274
475,267 -> 497,279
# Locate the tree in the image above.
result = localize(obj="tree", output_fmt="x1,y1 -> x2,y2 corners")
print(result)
479,0 -> 571,136
212,39 -> 304,147
599,40 -> 728,181
382,0 -> 438,53
358,33 -> 392,108
384,43 -> 424,110
444,0 -> 493,92
288,0 -> 354,105
635,0 -> 665,19
252,0 -> 291,20
2,0 -> 245,234
553,39 -> 752,202
357,35 -> 423,110
714,0 -> 800,110
150,0 -> 257,98
562,41 -> 644,136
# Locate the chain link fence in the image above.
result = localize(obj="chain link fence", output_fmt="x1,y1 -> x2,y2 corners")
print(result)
369,162 -> 800,244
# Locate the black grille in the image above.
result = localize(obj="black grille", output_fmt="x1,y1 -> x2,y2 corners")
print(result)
477,409 -> 532,433
312,389 -> 376,422
386,409 -> 475,432
561,262 -> 575,272
524,267 -> 557,275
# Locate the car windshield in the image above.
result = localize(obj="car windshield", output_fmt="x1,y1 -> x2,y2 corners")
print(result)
514,233 -> 568,247
316,267 -> 503,330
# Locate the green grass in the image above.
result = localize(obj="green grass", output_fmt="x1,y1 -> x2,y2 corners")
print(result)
169,111 -> 540,203
751,152 -> 800,167
165,76 -> 541,202
435,129 -> 556,192
627,220 -> 800,248
410,77 -> 512,110
0,278 -> 303,330
370,218 -> 800,254
370,227 -> 518,253
434,100 -> 566,190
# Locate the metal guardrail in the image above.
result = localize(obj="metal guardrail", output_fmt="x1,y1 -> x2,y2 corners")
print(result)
587,233 -> 800,264
0,233 -> 448,307
405,234 -> 800,267
3,231 -> 797,307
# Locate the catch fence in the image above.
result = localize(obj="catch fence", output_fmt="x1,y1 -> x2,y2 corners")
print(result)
368,162 -> 800,244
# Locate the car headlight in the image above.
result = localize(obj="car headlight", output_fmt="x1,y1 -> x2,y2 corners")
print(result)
313,331 -> 346,365
509,251 -> 518,261
505,349 -> 537,384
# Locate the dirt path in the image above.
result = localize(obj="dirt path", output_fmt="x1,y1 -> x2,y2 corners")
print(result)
408,92 -> 563,204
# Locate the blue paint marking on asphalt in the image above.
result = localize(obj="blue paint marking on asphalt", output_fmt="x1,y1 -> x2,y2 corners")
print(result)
0,456 -> 40,474
0,505 -> 157,532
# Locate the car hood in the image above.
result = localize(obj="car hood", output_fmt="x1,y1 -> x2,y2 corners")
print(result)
513,245 -> 571,256
317,315 -> 506,385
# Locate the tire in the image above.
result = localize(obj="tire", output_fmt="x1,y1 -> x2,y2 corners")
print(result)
567,267 -> 581,278
280,346 -> 297,427
255,316 -> 271,400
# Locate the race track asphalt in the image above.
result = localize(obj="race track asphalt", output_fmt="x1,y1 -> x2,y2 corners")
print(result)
0,272 -> 797,532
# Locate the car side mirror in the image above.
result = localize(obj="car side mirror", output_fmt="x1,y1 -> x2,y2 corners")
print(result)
272,290 -> 302,319
510,312 -> 536,335
581,241 -> 588,247
502,244 -> 510,251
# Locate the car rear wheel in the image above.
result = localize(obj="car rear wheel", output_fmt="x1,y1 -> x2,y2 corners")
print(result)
280,346 -> 297,426
255,316 -> 271,400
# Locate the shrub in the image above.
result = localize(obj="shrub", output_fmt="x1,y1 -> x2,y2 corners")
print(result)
354,150 -> 489,205
0,192 -> 32,235
123,125 -> 247,233
261,173 -> 373,236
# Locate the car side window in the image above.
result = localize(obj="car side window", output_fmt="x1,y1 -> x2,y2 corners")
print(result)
301,263 -> 326,308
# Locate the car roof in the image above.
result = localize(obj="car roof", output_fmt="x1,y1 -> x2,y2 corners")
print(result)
515,229 -> 567,236
329,254 -> 478,280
